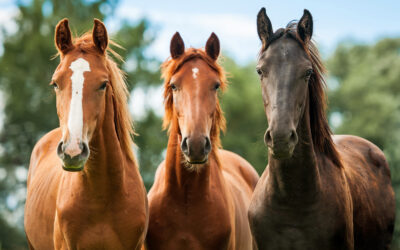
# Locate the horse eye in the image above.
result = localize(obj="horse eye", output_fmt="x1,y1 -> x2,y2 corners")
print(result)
170,83 -> 177,90
305,69 -> 313,77
99,81 -> 108,90
256,68 -> 262,75
214,82 -> 221,90
51,82 -> 59,90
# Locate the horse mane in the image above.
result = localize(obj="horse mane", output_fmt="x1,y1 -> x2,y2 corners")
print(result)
261,22 -> 342,168
161,48 -> 227,150
71,34 -> 136,163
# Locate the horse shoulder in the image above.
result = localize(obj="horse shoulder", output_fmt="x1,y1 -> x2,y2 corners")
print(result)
26,127 -> 63,202
148,160 -> 166,200
218,149 -> 259,191
333,134 -> 391,180
218,149 -> 259,250
332,134 -> 392,206
147,160 -> 169,241
333,134 -> 395,248
27,128 -> 62,182
25,128 -> 62,249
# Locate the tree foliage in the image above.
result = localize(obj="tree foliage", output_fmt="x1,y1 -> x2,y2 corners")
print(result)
220,56 -> 267,174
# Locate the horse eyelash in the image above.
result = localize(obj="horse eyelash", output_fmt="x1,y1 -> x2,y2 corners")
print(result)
50,82 -> 59,90
170,83 -> 177,90
99,81 -> 108,90
305,69 -> 313,77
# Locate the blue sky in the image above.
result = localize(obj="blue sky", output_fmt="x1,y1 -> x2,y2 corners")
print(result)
112,0 -> 400,63
1,0 -> 399,63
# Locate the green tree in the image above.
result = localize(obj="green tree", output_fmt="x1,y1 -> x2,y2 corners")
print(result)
135,110 -> 166,189
327,38 -> 400,248
113,21 -> 166,189
221,56 -> 267,174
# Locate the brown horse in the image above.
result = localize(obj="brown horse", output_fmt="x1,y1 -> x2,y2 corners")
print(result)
24,19 -> 148,249
248,8 -> 395,250
145,32 -> 259,250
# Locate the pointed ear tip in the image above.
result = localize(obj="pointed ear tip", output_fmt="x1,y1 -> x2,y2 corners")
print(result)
172,32 -> 182,40
93,19 -> 105,27
170,32 -> 184,58
303,9 -> 312,16
57,18 -> 69,27
258,7 -> 266,16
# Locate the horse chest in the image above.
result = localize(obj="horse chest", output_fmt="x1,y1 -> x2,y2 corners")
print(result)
54,222 -> 127,250
148,194 -> 233,250
55,198 -> 147,250
249,198 -> 350,250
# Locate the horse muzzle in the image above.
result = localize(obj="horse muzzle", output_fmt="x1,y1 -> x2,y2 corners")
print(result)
265,128 -> 298,159
181,136 -> 211,164
57,141 -> 89,171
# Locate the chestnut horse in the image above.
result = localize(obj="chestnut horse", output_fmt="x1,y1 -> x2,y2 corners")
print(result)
146,32 -> 259,250
248,8 -> 395,250
24,19 -> 148,249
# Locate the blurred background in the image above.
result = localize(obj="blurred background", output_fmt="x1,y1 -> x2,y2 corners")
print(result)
0,0 -> 399,249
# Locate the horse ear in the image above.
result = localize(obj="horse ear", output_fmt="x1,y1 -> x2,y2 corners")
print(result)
205,32 -> 220,61
92,19 -> 108,54
257,7 -> 273,49
55,18 -> 73,54
297,9 -> 313,43
170,32 -> 185,59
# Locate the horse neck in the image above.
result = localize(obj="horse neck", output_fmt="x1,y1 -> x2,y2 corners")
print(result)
267,95 -> 321,205
77,88 -> 133,195
164,118 -> 217,195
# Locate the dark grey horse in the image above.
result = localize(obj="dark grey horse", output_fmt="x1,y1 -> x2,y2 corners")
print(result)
248,8 -> 395,250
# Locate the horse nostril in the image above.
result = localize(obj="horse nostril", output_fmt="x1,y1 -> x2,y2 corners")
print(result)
289,130 -> 298,144
57,141 -> 65,159
181,137 -> 189,155
81,143 -> 89,158
264,130 -> 272,146
204,137 -> 211,154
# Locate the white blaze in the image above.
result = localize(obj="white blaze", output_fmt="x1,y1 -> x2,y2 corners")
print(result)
192,67 -> 199,79
192,67 -> 201,122
67,58 -> 90,156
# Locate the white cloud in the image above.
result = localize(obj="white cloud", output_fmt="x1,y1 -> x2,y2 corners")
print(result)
0,5 -> 18,56
114,7 -> 259,63
0,6 -> 18,33
129,85 -> 164,121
